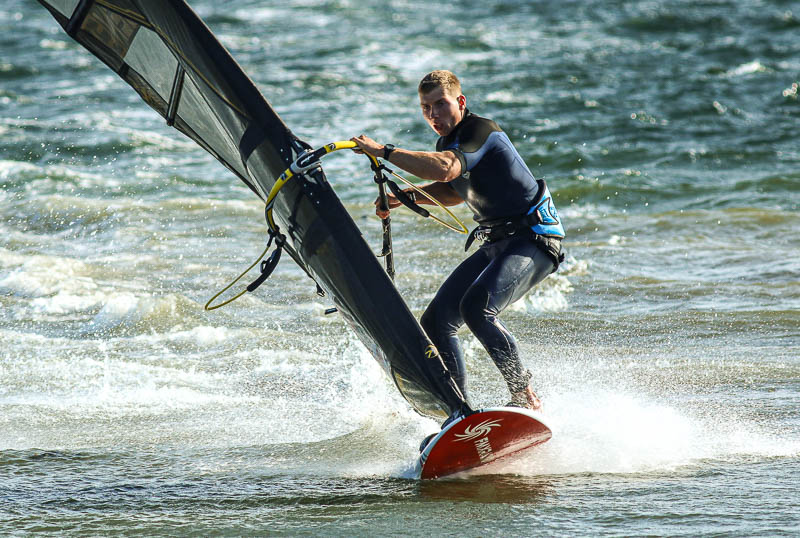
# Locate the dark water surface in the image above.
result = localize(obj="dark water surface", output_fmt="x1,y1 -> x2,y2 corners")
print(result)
2,0 -> 798,535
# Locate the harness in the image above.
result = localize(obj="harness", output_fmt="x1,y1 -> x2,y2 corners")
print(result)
464,180 -> 566,268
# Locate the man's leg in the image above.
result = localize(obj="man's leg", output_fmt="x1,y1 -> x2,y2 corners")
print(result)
459,237 -> 555,402
420,248 -> 491,399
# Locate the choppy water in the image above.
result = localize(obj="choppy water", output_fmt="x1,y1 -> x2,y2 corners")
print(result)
2,0 -> 799,535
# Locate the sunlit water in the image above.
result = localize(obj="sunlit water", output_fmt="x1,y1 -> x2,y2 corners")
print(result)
2,0 -> 799,535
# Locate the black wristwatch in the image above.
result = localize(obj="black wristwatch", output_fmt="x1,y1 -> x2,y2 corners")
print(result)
382,144 -> 396,160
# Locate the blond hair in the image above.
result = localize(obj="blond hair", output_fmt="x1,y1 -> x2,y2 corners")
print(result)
418,70 -> 462,97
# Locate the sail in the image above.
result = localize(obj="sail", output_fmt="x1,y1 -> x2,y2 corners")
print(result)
38,0 -> 469,419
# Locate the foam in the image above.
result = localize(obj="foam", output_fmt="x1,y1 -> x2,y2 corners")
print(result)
510,273 -> 573,313
2,357 -> 250,421
85,292 -> 195,335
486,90 -> 543,106
232,7 -> 280,22
0,247 -> 30,269
1,336 -> 260,449
3,329 -> 409,451
159,325 -> 234,346
727,60 -> 769,77
0,159 -> 39,180
30,290 -> 106,315
0,255 -> 94,298
507,254 -> 588,313
244,342 -> 408,438
38,38 -> 69,50
486,386 -> 800,477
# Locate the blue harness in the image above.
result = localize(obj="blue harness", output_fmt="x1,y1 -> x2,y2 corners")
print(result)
463,180 -> 566,267
527,180 -> 565,239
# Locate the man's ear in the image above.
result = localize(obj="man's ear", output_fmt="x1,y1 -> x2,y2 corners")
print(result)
458,95 -> 466,109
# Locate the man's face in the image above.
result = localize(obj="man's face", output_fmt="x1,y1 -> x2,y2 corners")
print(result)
419,86 -> 465,136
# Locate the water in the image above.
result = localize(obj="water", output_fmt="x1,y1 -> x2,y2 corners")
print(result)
2,0 -> 799,535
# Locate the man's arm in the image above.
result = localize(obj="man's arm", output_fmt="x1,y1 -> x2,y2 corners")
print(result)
413,181 -> 464,206
351,135 -> 462,182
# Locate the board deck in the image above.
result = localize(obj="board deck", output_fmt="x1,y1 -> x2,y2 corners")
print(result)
416,407 -> 552,479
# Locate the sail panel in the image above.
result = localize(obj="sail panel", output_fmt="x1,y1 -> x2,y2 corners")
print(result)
123,26 -> 177,103
37,0 -> 470,419
177,73 -> 250,180
47,0 -> 80,17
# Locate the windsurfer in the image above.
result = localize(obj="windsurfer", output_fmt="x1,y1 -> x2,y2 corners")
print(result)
351,70 -> 564,411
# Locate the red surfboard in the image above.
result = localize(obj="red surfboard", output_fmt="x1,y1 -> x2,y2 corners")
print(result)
416,407 -> 552,479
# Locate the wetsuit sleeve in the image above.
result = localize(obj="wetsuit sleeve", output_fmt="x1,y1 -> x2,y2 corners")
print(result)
433,138 -> 464,175
447,118 -> 503,172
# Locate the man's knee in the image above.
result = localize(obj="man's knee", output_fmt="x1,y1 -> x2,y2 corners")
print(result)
459,284 -> 491,330
422,294 -> 468,336
420,305 -> 437,337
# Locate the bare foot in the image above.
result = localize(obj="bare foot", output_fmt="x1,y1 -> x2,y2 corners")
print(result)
508,385 -> 543,411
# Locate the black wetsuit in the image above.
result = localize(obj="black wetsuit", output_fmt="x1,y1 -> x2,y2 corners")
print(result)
420,111 -> 562,401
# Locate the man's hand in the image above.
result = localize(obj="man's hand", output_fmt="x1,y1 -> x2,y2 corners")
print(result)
374,193 -> 403,219
352,134 -> 395,219
351,135 -> 384,158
